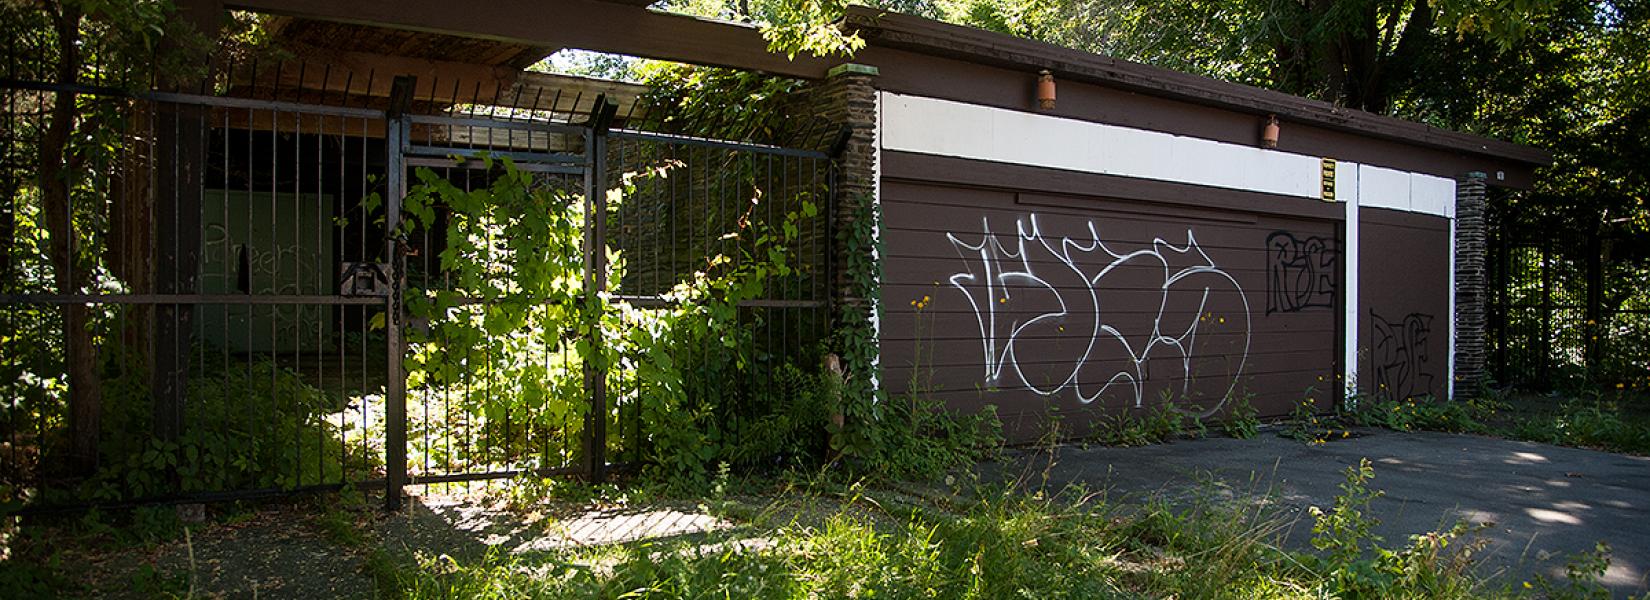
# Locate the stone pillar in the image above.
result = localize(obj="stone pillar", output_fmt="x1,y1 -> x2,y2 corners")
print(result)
1454,172 -> 1489,397
813,63 -> 879,316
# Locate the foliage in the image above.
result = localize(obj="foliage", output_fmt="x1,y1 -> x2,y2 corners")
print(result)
368,467 -> 1527,599
1508,399 -> 1650,454
399,157 -> 588,473
398,154 -> 843,488
633,63 -> 818,146
1345,394 -> 1495,433
1336,387 -> 1650,455
1096,400 -> 1187,447
1527,542 -> 1617,600
1280,388 -> 1356,445
81,359 -> 369,502
1307,459 -> 1485,598
874,395 -> 1002,479
824,195 -> 883,462
823,193 -> 1002,480
761,0 -> 866,58
1222,395 -> 1261,439
654,0 -> 864,59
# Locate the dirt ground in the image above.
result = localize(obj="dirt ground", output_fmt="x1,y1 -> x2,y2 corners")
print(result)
36,503 -> 376,599
27,488 -> 739,599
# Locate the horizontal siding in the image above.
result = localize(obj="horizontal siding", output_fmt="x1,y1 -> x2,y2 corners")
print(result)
879,176 -> 1342,442
1357,206 -> 1451,402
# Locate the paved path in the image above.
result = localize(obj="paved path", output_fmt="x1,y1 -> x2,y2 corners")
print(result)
986,429 -> 1650,596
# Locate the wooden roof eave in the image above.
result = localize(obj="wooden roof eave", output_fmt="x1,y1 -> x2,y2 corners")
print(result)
844,6 -> 1552,170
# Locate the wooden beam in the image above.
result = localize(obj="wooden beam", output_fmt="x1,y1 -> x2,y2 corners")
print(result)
226,0 -> 834,79
234,47 -> 649,119
849,7 -> 1550,168
261,44 -> 524,100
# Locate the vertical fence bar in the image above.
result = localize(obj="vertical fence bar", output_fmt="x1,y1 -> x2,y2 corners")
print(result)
583,97 -> 615,482
384,113 -> 408,510
1540,240 -> 1553,386
1584,231 -> 1602,376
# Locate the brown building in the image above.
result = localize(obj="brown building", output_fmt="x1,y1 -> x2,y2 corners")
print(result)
220,0 -> 1547,441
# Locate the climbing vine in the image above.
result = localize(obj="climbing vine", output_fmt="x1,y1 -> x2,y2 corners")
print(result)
827,194 -> 1002,476
828,194 -> 883,460
397,154 -> 833,487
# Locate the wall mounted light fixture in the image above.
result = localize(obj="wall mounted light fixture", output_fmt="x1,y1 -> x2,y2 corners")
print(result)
1261,114 -> 1280,149
1037,70 -> 1056,110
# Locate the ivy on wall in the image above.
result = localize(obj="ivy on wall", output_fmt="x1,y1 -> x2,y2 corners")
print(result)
828,194 -> 883,460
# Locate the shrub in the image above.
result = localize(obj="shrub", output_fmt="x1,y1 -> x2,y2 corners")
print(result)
86,359 -> 369,501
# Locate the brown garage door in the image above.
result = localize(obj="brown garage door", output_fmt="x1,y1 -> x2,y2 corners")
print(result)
1358,206 -> 1451,403
880,176 -> 1342,442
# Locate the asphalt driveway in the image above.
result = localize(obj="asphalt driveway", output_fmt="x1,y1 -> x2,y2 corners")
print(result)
986,429 -> 1650,596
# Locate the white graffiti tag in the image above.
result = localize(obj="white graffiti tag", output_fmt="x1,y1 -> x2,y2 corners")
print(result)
946,214 -> 1251,416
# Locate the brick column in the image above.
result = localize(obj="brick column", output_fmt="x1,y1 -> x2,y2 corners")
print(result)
1454,172 -> 1489,397
812,64 -> 879,315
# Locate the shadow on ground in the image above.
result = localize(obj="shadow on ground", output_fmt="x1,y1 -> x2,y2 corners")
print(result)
982,428 -> 1650,597
375,493 -> 735,561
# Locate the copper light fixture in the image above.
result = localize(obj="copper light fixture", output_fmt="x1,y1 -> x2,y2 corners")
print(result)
1036,70 -> 1056,110
1261,114 -> 1280,149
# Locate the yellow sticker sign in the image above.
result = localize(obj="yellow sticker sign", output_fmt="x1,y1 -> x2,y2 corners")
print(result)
1321,158 -> 1337,202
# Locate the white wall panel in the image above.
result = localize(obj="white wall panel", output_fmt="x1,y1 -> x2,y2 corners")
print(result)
1357,165 -> 1412,212
1411,174 -> 1456,218
882,92 -> 1456,218
881,93 -> 1321,199
1335,160 -> 1361,206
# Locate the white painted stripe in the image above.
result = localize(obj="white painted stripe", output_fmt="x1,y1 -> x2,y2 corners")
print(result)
882,92 -> 1457,217
1411,174 -> 1457,219
880,93 -> 1321,199
1357,165 -> 1412,212
871,91 -> 884,396
1448,214 -> 1457,400
1343,166 -> 1361,401
1334,160 -> 1361,207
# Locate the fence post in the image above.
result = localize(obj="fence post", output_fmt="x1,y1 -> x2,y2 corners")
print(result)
1493,224 -> 1509,383
383,79 -> 414,511
582,97 -> 617,483
1540,240 -> 1553,385
1584,231 -> 1603,377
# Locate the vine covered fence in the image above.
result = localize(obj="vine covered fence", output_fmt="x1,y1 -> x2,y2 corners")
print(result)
0,65 -> 839,511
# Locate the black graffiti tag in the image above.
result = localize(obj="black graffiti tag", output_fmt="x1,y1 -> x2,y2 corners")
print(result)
1370,311 -> 1436,401
1265,231 -> 1337,315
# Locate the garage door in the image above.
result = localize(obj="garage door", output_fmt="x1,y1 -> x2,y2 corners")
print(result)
1358,207 -> 1451,403
880,177 -> 1342,442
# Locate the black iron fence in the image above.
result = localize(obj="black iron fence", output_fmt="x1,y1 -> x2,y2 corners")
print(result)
1490,221 -> 1650,391
0,67 -> 836,511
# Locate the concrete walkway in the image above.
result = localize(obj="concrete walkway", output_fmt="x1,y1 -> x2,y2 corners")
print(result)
987,429 -> 1650,596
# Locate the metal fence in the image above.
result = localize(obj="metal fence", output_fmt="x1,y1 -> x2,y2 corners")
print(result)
0,69 -> 835,511
1490,222 -> 1650,390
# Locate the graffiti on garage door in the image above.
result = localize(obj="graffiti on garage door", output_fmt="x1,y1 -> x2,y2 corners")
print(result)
943,213 -> 1252,416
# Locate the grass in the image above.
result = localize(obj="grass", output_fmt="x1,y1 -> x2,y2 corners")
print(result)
2,459 -> 1633,599
349,464 -> 1624,600
1332,389 -> 1650,455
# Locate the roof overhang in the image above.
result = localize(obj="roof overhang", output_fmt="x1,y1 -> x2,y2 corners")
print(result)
846,7 -> 1551,184
224,0 -> 1551,185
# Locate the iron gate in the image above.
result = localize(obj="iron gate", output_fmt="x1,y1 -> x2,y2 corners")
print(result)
1,74 -> 835,511
1490,224 -> 1650,390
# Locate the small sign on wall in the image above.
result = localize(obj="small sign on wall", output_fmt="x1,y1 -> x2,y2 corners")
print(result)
1321,158 -> 1337,202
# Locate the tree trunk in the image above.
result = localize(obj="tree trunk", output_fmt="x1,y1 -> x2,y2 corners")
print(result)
39,4 -> 102,474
